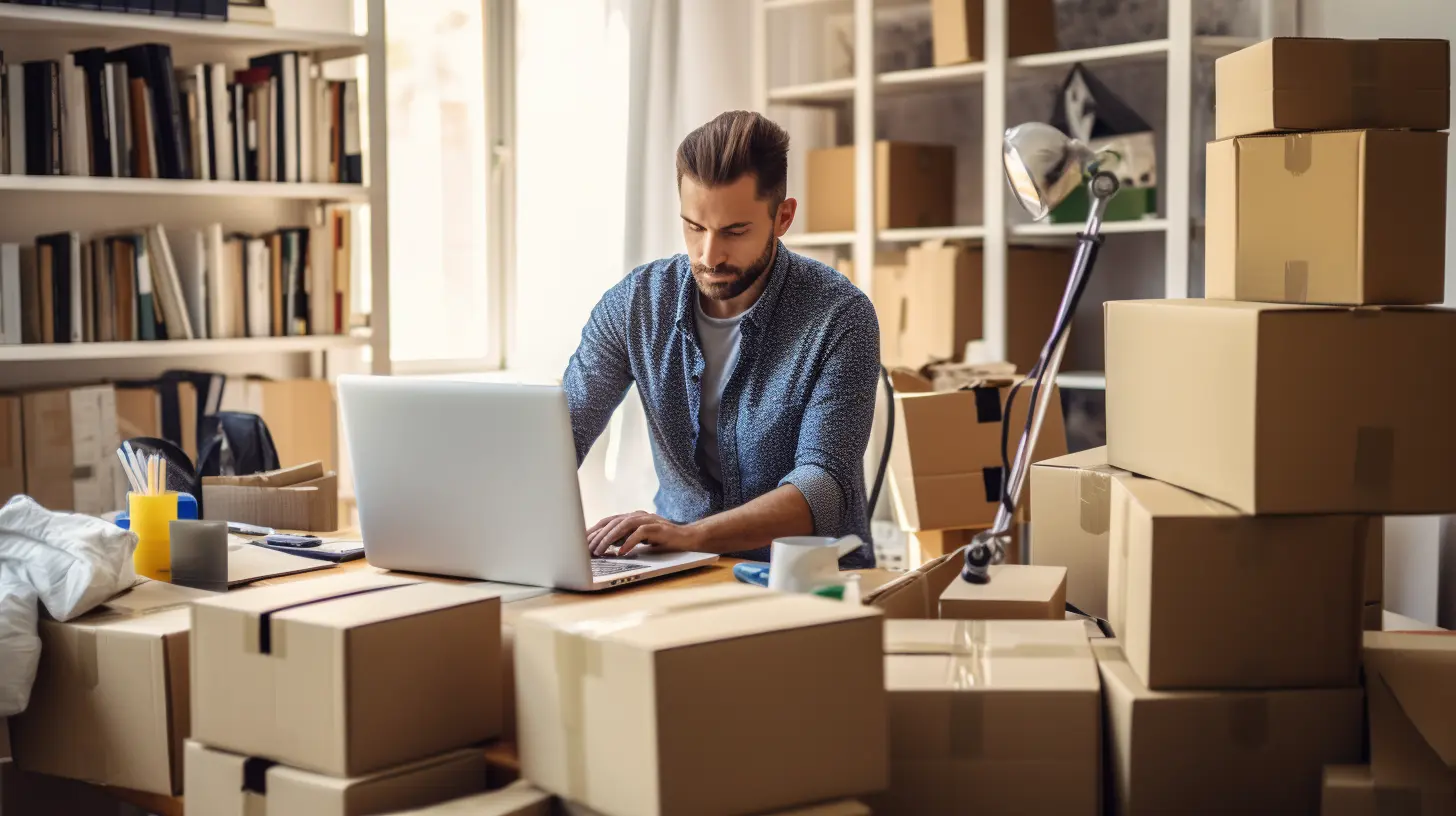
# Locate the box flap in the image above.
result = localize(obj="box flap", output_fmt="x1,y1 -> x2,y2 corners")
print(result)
889,368 -> 933,394
193,571 -> 416,615
278,582 -> 500,630
269,747 -> 485,794
1116,477 -> 1241,519
389,781 -> 554,815
940,564 -> 1066,605
1363,632 -> 1456,768
1032,446 -> 1114,472
883,619 -> 1097,692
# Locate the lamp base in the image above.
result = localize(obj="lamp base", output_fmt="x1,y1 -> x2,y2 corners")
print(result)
961,528 -> 1011,583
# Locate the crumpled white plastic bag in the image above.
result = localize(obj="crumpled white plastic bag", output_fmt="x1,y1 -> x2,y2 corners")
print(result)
0,495 -> 139,717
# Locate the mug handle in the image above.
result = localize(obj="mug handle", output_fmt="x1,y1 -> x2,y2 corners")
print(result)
833,535 -> 863,559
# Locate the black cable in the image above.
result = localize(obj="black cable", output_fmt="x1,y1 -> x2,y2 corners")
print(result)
867,364 -> 895,525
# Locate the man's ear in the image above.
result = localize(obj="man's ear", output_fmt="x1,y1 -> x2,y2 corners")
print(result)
775,198 -> 798,237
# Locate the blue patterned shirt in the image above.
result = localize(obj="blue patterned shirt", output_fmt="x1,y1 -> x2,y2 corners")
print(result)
563,242 -> 880,568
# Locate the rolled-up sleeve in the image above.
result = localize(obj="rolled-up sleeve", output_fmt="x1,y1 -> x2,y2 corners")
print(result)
779,295 -> 881,536
562,281 -> 635,465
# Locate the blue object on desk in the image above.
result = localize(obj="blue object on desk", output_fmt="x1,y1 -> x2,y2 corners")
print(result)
732,562 -> 771,587
113,492 -> 198,530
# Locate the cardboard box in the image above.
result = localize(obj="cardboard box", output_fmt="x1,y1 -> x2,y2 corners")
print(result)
1322,765 -> 1424,816
806,142 -> 955,233
1365,603 -> 1385,632
872,619 -> 1099,814
1215,38 -> 1450,140
191,572 -> 503,777
1028,446 -> 1132,621
516,584 -> 887,816
1104,299 -> 1456,515
1006,245 -> 1077,374
225,378 -> 339,471
0,762 -> 137,816
1107,477 -> 1365,690
0,395 -> 23,501
9,580 -> 207,795
907,528 -> 979,568
930,0 -> 1057,66
1206,130 -> 1447,305
1366,523 -> 1385,605
1363,631 -> 1456,815
1381,611 -> 1446,633
387,781 -> 554,816
880,242 -> 981,369
115,378 -> 199,462
889,371 -> 1066,531
939,564 -> 1066,620
560,799 -> 871,816
202,472 -> 340,532
1096,641 -> 1364,815
20,384 -> 123,514
185,741 -> 488,816
863,544 -> 970,619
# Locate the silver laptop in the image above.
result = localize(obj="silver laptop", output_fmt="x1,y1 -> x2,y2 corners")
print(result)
338,375 -> 718,591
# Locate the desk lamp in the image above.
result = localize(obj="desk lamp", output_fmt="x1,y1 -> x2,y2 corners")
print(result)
961,122 -> 1122,584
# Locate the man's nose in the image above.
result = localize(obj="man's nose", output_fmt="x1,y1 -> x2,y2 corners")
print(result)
699,235 -> 729,269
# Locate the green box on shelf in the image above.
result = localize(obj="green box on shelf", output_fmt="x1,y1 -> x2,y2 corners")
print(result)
1050,186 -> 1158,224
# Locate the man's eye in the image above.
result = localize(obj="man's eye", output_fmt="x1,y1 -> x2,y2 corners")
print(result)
724,231 -> 745,238
688,224 -> 706,232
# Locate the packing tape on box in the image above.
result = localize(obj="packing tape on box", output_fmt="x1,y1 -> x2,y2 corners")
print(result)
248,584 -> 409,657
1076,468 -> 1116,536
1284,261 -> 1310,303
72,600 -> 195,691
1284,133 -> 1313,176
1355,426 -> 1394,501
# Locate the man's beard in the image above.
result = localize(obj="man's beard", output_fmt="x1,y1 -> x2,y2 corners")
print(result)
691,234 -> 776,301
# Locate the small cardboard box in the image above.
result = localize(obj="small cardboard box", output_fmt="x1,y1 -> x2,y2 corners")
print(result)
387,781 -> 555,816
939,564 -> 1066,621
185,741 -> 489,816
516,584 -> 887,816
873,619 -> 1100,815
806,142 -> 955,233
20,384 -> 123,514
1322,765 -> 1424,816
1028,446 -> 1132,621
878,243 -> 981,369
863,545 -> 971,619
9,579 -> 207,795
930,0 -> 1057,66
1104,299 -> 1456,515
191,572 -> 503,777
0,394 -> 24,500
1097,641 -> 1364,815
1363,631 -> 1456,815
202,472 -> 340,532
1206,130 -> 1447,305
1108,477 -> 1365,690
1215,38 -> 1450,139
889,371 -> 1066,531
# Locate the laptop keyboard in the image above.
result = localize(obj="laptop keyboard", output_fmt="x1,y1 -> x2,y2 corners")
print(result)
591,557 -> 652,577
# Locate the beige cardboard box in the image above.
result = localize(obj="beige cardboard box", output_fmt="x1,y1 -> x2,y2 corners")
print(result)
1108,477 -> 1365,690
907,528 -> 983,568
1206,130 -> 1447,305
1097,641 -> 1364,815
863,545 -> 971,619
1028,446 -> 1132,621
1215,38 -> 1450,139
889,371 -> 1065,531
806,142 -> 955,233
202,473 -> 340,532
1363,631 -> 1456,816
930,0 -> 1058,65
20,384 -> 123,514
387,781 -> 554,816
9,580 -> 208,795
872,619 -> 1099,815
0,395 -> 24,501
940,564 -> 1066,621
227,378 -> 339,471
560,798 -> 872,816
185,741 -> 487,816
191,572 -> 502,778
516,584 -> 886,816
1104,299 -> 1456,515
877,243 -> 981,369
1322,765 -> 1424,816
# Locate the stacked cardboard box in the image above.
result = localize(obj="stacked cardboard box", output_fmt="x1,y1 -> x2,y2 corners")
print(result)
1358,632 -> 1456,816
184,572 -> 505,814
1076,37 -> 1452,814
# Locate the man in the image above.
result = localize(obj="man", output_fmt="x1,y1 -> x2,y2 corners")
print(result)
563,110 -> 881,568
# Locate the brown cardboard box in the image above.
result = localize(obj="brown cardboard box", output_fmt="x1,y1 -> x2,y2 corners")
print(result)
9,580 -> 208,795
863,545 -> 969,619
930,0 -> 1058,66
908,528 -> 979,567
0,762 -> 137,816
1104,299 -> 1456,515
185,741 -> 488,816
560,798 -> 872,816
115,379 -> 199,462
516,584 -> 887,816
887,242 -> 981,369
202,472 -> 340,532
1215,38 -> 1450,140
20,384 -> 123,514
889,371 -> 1066,531
227,378 -> 339,470
1322,765 -> 1424,816
1366,524 -> 1385,605
872,619 -> 1099,815
1006,245 -> 1076,373
0,395 -> 23,501
1096,641 -> 1364,815
387,781 -> 555,816
191,572 -> 503,778
1363,632 -> 1456,816
939,564 -> 1066,620
1365,603 -> 1385,632
806,142 -> 955,233
1028,446 -> 1132,621
1205,130 -> 1447,305
1108,477 -> 1364,690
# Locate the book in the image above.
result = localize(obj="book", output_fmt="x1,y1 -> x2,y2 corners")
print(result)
308,219 -> 333,335
110,44 -> 186,180
111,236 -> 136,342
132,232 -> 157,341
250,51 -> 297,183
19,246 -> 40,344
204,223 -> 228,338
80,241 -> 94,342
244,237 -> 269,338
207,64 -> 232,182
341,79 -> 361,184
60,56 -> 89,176
94,239 -> 114,342
37,242 -> 53,343
22,61 -> 57,176
170,226 -> 207,339
0,55 -> 8,176
74,48 -> 112,177
6,64 -> 23,176
268,231 -> 281,336
148,223 -> 194,340
297,54 -> 313,183
68,232 -> 82,342
0,244 -> 19,344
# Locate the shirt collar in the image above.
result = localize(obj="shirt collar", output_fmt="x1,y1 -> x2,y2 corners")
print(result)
677,240 -> 793,333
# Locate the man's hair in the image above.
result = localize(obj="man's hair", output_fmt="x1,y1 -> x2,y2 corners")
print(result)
676,111 -> 790,209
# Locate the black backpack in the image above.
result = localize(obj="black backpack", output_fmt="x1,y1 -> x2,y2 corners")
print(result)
197,412 -> 282,478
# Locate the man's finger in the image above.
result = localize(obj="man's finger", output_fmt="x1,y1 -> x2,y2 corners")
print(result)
585,514 -> 625,551
619,524 -> 659,558
585,513 -> 622,539
587,512 -> 640,553
592,514 -> 648,556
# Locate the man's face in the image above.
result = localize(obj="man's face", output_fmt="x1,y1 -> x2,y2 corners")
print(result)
680,173 -> 796,301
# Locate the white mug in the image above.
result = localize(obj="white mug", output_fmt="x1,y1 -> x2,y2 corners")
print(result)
768,535 -> 862,593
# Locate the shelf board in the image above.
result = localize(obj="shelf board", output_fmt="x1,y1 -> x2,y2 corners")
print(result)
767,77 -> 855,106
1011,218 -> 1168,237
0,174 -> 368,202
1056,371 -> 1106,391
782,231 -> 855,248
878,61 -> 986,94
0,4 -> 367,60
1010,36 -> 1257,72
879,225 -> 986,243
0,335 -> 368,363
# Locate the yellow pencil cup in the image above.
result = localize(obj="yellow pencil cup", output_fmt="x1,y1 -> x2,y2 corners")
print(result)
129,492 -> 179,581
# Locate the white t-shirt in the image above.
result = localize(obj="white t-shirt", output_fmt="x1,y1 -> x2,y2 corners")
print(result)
693,296 -> 748,485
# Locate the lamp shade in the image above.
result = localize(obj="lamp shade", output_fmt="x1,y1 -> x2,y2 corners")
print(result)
1003,122 -> 1094,221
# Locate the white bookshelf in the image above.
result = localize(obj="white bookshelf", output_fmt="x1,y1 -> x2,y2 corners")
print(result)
0,2 -> 390,384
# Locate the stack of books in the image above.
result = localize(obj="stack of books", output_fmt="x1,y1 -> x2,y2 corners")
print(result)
0,1 -> 233,22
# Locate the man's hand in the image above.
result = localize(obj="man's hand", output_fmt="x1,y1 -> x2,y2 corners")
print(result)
585,511 -> 706,557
